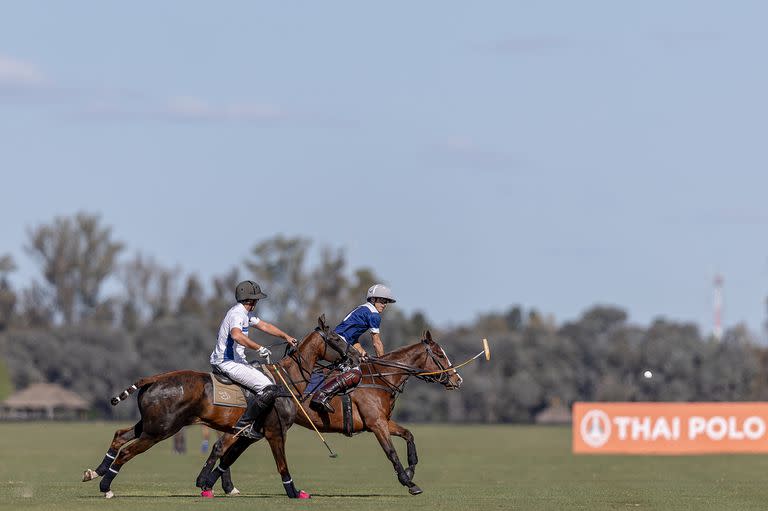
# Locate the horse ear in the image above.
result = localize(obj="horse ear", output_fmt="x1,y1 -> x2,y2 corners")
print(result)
425,330 -> 433,342
318,314 -> 327,330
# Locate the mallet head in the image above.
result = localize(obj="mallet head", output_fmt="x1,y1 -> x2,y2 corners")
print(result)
483,338 -> 491,361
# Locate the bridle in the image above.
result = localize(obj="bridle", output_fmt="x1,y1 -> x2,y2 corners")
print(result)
418,342 -> 455,386
363,339 -> 460,390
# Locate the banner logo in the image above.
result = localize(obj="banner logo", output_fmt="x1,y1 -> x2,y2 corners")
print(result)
580,409 -> 611,448
573,402 -> 768,454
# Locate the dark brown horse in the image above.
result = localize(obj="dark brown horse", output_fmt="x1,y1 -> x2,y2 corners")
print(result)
197,330 -> 463,496
82,317 -> 354,499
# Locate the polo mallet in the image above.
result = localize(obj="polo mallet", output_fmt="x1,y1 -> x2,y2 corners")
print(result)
419,338 -> 491,377
271,365 -> 338,459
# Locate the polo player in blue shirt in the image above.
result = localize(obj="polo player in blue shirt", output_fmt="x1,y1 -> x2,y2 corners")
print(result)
309,284 -> 395,413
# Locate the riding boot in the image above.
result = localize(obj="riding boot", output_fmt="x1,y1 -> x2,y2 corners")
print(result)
309,368 -> 362,414
234,385 -> 279,440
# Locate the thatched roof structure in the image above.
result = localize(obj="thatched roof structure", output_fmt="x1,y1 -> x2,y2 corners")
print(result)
534,399 -> 572,425
1,383 -> 89,420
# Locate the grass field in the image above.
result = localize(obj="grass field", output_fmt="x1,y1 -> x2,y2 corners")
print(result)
2,422 -> 768,510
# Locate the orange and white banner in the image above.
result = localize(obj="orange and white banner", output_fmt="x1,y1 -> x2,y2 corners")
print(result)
573,402 -> 768,454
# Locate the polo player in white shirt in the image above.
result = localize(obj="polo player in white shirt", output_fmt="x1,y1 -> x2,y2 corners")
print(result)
210,280 -> 297,439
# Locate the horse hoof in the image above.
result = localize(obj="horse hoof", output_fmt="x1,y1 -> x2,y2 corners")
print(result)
408,485 -> 423,495
297,490 -> 311,499
104,491 -> 115,499
200,490 -> 214,498
226,487 -> 240,496
82,469 -> 99,482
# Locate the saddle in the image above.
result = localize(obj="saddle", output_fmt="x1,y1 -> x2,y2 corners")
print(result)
209,363 -> 276,408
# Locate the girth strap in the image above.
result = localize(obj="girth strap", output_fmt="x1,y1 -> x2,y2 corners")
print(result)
342,394 -> 354,437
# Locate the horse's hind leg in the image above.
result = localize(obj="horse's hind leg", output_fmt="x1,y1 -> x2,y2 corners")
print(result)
220,467 -> 237,495
203,436 -> 255,492
196,433 -> 241,494
83,422 -> 142,482
370,420 -> 422,495
98,433 -> 162,497
388,420 -> 418,481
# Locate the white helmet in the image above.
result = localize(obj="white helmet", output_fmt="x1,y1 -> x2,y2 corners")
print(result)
366,284 -> 396,303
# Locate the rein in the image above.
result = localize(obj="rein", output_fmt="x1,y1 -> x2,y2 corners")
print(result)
357,344 -> 452,397
366,342 -> 454,385
272,327 -> 358,401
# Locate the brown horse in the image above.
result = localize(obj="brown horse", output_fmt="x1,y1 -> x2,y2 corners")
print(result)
81,317 -> 355,499
197,330 -> 463,496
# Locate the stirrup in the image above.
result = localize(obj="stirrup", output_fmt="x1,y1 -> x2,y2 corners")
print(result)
237,424 -> 264,440
309,397 -> 335,414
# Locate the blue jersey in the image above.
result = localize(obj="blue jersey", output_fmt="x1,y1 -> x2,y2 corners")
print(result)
334,303 -> 381,345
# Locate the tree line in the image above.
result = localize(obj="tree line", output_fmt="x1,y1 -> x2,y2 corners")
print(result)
0,212 -> 765,422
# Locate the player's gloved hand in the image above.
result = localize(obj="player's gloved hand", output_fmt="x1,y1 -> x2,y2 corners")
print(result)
258,346 -> 271,358
249,317 -> 260,326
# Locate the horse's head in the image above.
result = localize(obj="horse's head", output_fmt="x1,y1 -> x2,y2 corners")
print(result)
420,330 -> 463,390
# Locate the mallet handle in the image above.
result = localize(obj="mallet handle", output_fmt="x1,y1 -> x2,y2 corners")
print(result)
271,365 -> 337,457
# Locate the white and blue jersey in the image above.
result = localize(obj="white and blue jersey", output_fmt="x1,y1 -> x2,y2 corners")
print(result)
210,303 -> 261,364
334,302 -> 381,345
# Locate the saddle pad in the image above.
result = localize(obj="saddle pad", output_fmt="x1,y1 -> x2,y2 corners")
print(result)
209,365 -> 277,407
210,375 -> 247,408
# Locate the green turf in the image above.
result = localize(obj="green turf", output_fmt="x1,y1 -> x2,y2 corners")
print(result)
2,422 -> 768,510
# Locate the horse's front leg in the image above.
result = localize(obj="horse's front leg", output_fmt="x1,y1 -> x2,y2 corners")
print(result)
264,398 -> 309,499
204,436 -> 255,493
388,420 -> 418,481
370,420 -> 422,495
196,433 -> 240,495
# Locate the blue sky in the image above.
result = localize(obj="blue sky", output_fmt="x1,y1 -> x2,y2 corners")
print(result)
1,2 -> 767,335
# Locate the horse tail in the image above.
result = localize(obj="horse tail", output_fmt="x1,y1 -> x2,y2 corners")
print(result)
110,375 -> 162,406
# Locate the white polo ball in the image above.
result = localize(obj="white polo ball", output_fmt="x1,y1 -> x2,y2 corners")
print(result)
643,370 -> 653,379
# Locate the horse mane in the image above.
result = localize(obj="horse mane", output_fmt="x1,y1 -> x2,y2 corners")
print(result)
377,340 -> 423,360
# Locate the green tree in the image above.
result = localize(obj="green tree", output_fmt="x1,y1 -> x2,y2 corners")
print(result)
118,252 -> 180,328
306,247 -> 349,325
26,213 -> 123,324
177,274 -> 205,318
244,236 -> 310,327
205,267 -> 240,332
0,254 -> 17,330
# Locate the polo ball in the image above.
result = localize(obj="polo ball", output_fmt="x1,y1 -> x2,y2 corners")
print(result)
643,370 -> 653,379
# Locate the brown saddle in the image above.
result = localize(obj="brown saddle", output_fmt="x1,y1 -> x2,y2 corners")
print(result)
209,364 -> 275,408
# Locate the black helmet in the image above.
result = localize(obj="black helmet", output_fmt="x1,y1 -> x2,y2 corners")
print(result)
235,280 -> 267,302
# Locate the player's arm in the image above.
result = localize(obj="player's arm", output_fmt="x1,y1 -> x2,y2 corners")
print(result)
371,332 -> 385,357
353,343 -> 369,359
254,320 -> 297,345
230,327 -> 264,350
